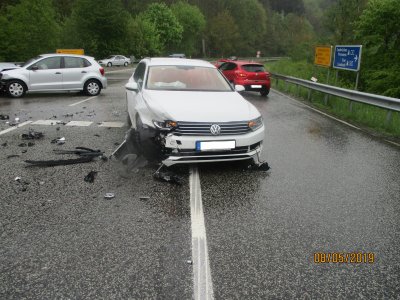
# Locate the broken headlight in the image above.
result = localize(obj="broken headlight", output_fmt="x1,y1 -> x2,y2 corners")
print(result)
153,120 -> 177,131
248,117 -> 263,131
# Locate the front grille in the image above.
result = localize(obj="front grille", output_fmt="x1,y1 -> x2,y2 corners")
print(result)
174,121 -> 251,136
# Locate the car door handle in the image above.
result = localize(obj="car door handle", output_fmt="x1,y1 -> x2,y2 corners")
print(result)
81,71 -> 87,73
55,72 -> 62,74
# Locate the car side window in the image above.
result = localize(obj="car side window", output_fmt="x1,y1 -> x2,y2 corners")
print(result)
225,63 -> 237,71
64,57 -> 89,68
219,62 -> 229,71
133,62 -> 146,84
31,57 -> 62,70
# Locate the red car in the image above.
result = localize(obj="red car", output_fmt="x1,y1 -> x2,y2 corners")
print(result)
218,60 -> 271,96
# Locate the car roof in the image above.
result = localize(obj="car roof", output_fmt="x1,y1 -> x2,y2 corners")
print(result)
146,57 -> 214,68
40,53 -> 95,59
231,60 -> 263,66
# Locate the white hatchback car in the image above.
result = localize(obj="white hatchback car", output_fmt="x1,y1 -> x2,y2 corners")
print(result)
98,55 -> 131,67
125,58 -> 265,166
0,54 -> 107,98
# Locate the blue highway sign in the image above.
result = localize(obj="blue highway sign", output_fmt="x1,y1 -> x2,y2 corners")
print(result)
333,45 -> 362,72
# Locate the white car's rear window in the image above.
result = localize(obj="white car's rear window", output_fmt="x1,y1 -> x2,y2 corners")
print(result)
146,65 -> 232,91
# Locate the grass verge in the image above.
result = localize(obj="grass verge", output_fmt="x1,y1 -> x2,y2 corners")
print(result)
265,59 -> 400,138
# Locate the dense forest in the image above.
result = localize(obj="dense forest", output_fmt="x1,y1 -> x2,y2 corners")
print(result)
0,0 -> 399,96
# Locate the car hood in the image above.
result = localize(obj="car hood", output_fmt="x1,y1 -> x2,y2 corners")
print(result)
0,65 -> 21,73
143,90 -> 260,122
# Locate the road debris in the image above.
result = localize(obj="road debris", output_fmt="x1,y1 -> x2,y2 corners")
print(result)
14,176 -> 21,181
84,171 -> 97,183
0,114 -> 10,120
18,143 -> 27,147
56,121 -> 67,125
63,113 -> 74,117
139,196 -> 150,201
27,142 -> 35,147
247,162 -> 271,171
1,142 -> 7,147
153,170 -> 183,185
51,137 -> 66,144
187,260 -> 193,265
7,154 -> 20,159
21,149 -> 27,153
104,193 -> 115,199
21,130 -> 44,140
56,127 -> 60,131
25,147 -> 105,167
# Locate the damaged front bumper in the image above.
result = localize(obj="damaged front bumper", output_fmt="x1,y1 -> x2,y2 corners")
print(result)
160,127 -> 264,166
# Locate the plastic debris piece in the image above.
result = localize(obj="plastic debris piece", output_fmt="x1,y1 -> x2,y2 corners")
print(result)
21,150 -> 27,153
25,156 -> 94,167
57,137 -> 65,145
84,171 -> 97,183
21,130 -> 44,140
104,193 -> 115,199
153,171 -> 183,185
139,196 -> 150,201
311,77 -> 318,82
187,260 -> 193,265
56,121 -> 67,125
39,181 -> 45,185
247,162 -> 270,171
0,114 -> 10,120
18,143 -> 27,147
1,142 -> 7,147
15,117 -> 20,122
27,142 -> 35,147
14,176 -> 21,181
62,113 -> 74,117
7,154 -> 20,158
94,134 -> 100,137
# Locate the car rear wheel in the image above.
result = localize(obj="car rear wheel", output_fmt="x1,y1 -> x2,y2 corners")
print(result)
260,88 -> 270,97
84,79 -> 101,96
107,62 -> 112,67
124,62 -> 128,67
7,80 -> 27,98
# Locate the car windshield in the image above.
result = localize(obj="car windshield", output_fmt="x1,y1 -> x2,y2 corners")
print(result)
241,64 -> 265,72
22,56 -> 42,67
146,65 -> 232,91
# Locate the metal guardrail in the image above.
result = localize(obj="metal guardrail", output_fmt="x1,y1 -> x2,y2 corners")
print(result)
272,73 -> 400,113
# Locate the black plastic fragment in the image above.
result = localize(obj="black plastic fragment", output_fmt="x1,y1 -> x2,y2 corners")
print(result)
84,171 -> 97,183
0,114 -> 10,120
25,156 -> 94,167
153,171 -> 183,185
247,162 -> 270,171
21,130 -> 44,140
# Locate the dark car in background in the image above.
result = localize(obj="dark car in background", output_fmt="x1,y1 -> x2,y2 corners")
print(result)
218,61 -> 271,96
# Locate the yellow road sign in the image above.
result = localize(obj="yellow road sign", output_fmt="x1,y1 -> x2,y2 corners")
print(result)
314,46 -> 332,67
56,49 -> 84,55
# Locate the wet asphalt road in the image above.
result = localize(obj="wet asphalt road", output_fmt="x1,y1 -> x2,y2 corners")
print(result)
0,68 -> 399,299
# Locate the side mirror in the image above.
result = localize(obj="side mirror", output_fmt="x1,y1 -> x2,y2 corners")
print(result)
235,85 -> 245,92
30,65 -> 39,71
125,81 -> 138,91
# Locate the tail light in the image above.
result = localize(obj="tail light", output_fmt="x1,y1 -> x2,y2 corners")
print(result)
99,67 -> 105,76
235,70 -> 247,78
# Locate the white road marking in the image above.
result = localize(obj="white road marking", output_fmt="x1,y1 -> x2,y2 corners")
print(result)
31,120 -> 60,125
68,96 -> 98,107
0,121 -> 32,136
272,89 -> 361,130
99,121 -> 125,128
105,68 -> 135,74
65,121 -> 93,127
189,166 -> 214,300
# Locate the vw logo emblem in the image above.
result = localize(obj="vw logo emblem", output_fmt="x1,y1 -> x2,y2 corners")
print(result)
210,124 -> 221,135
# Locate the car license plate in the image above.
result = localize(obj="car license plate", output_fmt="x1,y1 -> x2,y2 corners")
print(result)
251,85 -> 262,88
196,140 -> 235,151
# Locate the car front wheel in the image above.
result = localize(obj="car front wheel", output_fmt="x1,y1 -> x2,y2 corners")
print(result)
107,62 -> 112,67
84,79 -> 101,96
7,80 -> 27,98
124,62 -> 128,67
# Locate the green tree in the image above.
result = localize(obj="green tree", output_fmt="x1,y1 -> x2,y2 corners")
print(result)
225,0 -> 267,56
62,0 -> 130,58
126,16 -> 162,58
356,0 -> 400,97
207,10 -> 240,57
141,3 -> 183,53
0,0 -> 60,61
171,1 -> 206,56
